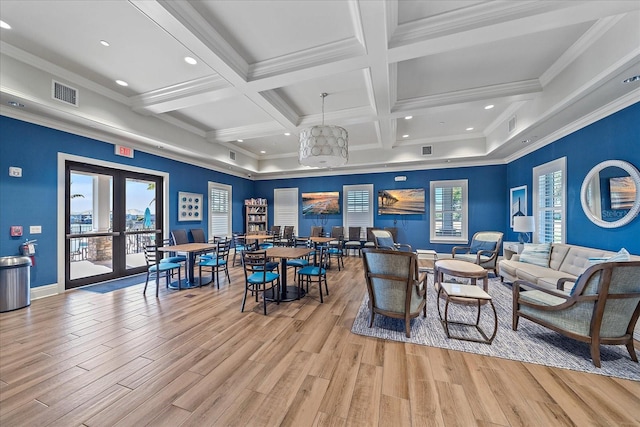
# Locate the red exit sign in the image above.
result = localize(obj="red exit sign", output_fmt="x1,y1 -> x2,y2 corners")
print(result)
115,145 -> 134,158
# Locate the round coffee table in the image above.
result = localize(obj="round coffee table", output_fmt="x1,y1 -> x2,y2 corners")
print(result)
434,259 -> 488,304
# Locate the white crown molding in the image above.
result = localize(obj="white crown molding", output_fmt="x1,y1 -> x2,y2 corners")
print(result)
154,0 -> 250,80
249,38 -> 365,81
154,113 -> 207,138
260,90 -> 301,126
504,89 -> 640,164
0,41 -> 129,105
207,121 -> 285,142
130,74 -> 232,112
389,1 -> 562,48
540,14 -> 624,87
484,100 -> 529,136
393,79 -> 541,113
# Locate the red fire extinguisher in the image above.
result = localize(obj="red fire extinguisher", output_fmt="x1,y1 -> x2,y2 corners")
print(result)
20,239 -> 37,266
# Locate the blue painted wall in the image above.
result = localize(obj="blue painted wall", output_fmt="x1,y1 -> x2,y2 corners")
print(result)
1,102 -> 638,288
505,102 -> 640,253
254,165 -> 507,254
0,116 -> 253,287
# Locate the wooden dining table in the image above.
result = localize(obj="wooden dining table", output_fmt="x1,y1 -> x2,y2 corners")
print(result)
158,242 -> 217,288
265,246 -> 313,302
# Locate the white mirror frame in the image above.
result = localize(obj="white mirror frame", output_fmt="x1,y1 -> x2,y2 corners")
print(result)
580,160 -> 640,228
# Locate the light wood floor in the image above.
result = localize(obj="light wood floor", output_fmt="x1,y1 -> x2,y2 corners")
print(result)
1,255 -> 639,426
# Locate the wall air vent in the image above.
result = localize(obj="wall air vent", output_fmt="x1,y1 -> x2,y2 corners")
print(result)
508,116 -> 517,133
422,145 -> 432,156
229,150 -> 236,161
52,80 -> 78,106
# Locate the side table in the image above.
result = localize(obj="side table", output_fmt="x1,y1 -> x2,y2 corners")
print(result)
437,282 -> 497,344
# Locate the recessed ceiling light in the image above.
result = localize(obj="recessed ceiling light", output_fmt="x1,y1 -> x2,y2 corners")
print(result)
623,75 -> 640,83
404,116 -> 413,120
484,104 -> 494,109
260,150 -> 266,154
0,20 -> 11,30
100,40 -> 110,47
466,127 -> 474,131
521,139 -> 531,143
402,134 -> 409,138
115,80 -> 128,87
237,139 -> 243,142
284,132 -> 291,136
439,121 -> 445,125
184,56 -> 197,65
7,101 -> 24,108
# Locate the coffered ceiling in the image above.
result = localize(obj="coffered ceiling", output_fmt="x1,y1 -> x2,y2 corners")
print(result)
1,1 -> 639,179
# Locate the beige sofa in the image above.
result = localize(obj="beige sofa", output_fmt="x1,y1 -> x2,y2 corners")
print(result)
499,243 -> 639,292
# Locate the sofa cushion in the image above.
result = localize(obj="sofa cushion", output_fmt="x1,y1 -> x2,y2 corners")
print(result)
558,246 -> 613,276
516,264 -> 570,285
519,243 -> 551,267
548,244 -> 571,270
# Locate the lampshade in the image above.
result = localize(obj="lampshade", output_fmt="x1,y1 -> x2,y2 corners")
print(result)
299,93 -> 348,168
513,216 -> 535,233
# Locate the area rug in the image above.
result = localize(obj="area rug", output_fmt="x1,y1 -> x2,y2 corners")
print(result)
79,274 -> 148,293
351,276 -> 640,381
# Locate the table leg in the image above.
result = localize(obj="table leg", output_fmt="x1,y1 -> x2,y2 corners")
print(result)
168,251 -> 198,289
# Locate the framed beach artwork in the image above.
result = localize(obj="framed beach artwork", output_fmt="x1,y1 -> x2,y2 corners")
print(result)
302,191 -> 340,215
378,188 -> 425,215
178,191 -> 203,222
510,185 -> 527,228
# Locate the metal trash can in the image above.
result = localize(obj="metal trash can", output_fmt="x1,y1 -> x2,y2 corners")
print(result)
0,256 -> 32,312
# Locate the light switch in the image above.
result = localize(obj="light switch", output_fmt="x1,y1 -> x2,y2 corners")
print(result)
9,167 -> 22,177
30,225 -> 42,234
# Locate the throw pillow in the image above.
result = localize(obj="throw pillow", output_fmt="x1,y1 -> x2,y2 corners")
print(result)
469,240 -> 497,254
588,248 -> 631,266
519,242 -> 552,267
569,274 -> 582,296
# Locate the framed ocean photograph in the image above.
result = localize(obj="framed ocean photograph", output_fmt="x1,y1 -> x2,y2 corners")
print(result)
377,188 -> 425,215
302,191 -> 340,215
510,185 -> 527,228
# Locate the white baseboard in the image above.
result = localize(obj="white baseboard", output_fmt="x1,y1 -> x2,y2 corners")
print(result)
31,283 -> 60,300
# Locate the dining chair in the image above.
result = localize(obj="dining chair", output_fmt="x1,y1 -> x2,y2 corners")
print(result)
144,244 -> 182,297
344,226 -> 363,257
328,235 -> 345,271
241,250 -> 280,315
199,238 -> 231,288
171,229 -> 189,245
232,232 -> 250,266
297,245 -> 330,303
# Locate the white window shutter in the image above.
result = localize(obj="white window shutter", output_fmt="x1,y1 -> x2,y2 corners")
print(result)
209,182 -> 231,240
343,184 -> 373,240
274,188 -> 299,235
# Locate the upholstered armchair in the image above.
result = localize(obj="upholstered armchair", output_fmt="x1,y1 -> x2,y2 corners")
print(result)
452,231 -> 503,275
371,229 -> 412,252
362,248 -> 427,337
513,260 -> 640,367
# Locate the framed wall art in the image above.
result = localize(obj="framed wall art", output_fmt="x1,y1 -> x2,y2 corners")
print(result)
510,185 -> 527,228
178,191 -> 202,222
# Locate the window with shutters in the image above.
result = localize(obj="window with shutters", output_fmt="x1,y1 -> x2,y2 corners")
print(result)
430,179 -> 468,243
208,182 -> 231,240
533,157 -> 566,243
274,188 -> 299,235
343,184 -> 373,240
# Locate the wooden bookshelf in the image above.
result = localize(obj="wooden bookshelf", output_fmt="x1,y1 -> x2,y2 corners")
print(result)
245,198 -> 267,233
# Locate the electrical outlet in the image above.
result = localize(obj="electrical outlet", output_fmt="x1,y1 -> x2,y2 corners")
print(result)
9,167 -> 22,177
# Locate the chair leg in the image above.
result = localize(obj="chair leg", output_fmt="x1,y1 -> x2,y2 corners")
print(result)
241,285 -> 249,312
626,341 -> 638,362
143,272 -> 150,295
590,340 -> 601,368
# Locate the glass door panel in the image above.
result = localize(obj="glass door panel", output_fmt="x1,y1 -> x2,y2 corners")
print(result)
68,171 -> 114,283
124,178 -> 159,270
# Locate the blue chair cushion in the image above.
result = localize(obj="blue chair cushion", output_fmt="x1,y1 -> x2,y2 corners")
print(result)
253,261 -> 278,271
201,258 -> 226,267
198,255 -> 216,261
298,266 -> 326,276
161,255 -> 186,263
247,272 -> 279,283
469,240 -> 497,254
328,248 -> 342,254
259,243 -> 274,249
287,259 -> 309,267
149,262 -> 181,272
377,236 -> 396,249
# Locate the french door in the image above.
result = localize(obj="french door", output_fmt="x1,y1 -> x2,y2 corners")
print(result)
65,161 -> 164,289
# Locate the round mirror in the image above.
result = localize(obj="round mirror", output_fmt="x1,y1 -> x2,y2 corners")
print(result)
581,160 -> 640,228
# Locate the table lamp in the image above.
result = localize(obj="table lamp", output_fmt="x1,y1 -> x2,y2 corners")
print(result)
514,216 -> 535,244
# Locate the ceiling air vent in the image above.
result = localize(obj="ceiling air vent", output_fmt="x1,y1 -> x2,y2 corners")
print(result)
508,116 -> 517,133
52,80 -> 78,106
229,150 -> 236,161
422,145 -> 432,156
